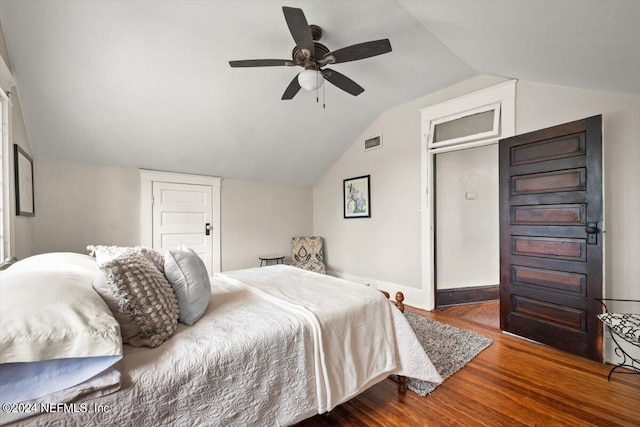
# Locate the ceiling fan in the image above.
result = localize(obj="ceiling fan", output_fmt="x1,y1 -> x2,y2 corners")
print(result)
229,6 -> 392,100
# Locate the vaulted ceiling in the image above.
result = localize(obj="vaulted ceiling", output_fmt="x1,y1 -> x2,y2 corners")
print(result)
1,1 -> 638,186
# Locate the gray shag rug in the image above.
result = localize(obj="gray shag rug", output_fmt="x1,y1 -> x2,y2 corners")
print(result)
401,312 -> 493,396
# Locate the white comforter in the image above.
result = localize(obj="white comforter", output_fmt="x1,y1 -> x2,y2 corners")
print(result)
11,266 -> 441,427
221,266 -> 442,412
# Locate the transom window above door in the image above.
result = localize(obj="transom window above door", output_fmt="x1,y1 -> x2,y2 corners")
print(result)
429,102 -> 501,149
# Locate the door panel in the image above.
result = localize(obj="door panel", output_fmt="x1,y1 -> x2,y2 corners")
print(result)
152,181 -> 213,274
511,204 -> 586,225
511,296 -> 585,330
511,236 -> 586,261
511,168 -> 586,194
500,115 -> 603,362
510,133 -> 585,165
511,266 -> 586,295
161,233 -> 206,249
160,211 -> 207,227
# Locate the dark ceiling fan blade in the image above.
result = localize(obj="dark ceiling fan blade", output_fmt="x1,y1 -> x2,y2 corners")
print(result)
322,68 -> 364,96
282,74 -> 301,100
282,6 -> 314,57
229,59 -> 295,67
319,39 -> 392,65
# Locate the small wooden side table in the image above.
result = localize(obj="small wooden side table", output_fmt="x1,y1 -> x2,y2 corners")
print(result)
259,255 -> 285,267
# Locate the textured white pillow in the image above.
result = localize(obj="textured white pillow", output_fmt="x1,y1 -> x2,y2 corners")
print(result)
165,246 -> 211,326
0,270 -> 123,403
93,251 -> 179,347
87,245 -> 136,266
87,245 -> 165,273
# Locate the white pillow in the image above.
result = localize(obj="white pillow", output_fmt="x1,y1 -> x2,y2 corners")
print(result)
0,270 -> 123,403
165,246 -> 211,326
5,252 -> 99,280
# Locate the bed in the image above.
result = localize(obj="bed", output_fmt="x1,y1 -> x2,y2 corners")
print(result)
0,251 -> 441,426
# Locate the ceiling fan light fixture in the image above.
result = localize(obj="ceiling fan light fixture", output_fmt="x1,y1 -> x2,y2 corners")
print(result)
298,69 -> 324,91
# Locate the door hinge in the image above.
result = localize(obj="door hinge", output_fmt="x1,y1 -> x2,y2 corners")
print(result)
151,195 -> 155,206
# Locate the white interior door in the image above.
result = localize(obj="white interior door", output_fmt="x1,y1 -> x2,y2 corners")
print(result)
152,181 -> 213,273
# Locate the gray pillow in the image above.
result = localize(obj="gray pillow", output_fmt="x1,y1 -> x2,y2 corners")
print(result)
164,246 -> 211,326
93,251 -> 179,347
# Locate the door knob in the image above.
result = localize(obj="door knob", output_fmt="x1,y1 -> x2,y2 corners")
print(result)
205,223 -> 211,236
585,222 -> 597,245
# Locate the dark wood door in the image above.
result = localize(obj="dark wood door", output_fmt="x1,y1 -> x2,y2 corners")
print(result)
499,115 -> 603,361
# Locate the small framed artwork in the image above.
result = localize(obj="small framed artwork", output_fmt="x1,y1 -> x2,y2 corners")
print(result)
14,144 -> 35,216
343,175 -> 370,218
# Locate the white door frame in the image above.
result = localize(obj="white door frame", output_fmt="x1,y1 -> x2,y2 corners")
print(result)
420,80 -> 517,310
0,88 -> 10,260
1,55 -> 16,259
140,169 -> 222,273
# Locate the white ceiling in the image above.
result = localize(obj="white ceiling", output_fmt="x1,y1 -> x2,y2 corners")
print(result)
0,1 -> 638,186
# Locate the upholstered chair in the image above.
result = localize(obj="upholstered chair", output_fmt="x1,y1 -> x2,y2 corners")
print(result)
291,236 -> 326,274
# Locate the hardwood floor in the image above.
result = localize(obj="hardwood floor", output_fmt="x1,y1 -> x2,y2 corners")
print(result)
436,300 -> 500,330
297,303 -> 640,427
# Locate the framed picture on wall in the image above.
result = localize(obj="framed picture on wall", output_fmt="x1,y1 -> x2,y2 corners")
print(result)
14,144 -> 35,216
343,175 -> 370,218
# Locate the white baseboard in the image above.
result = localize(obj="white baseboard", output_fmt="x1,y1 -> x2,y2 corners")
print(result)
327,270 -> 432,311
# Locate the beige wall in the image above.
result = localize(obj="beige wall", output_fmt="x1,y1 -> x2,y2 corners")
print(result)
0,18 -> 10,70
221,178 -> 313,271
313,75 -> 639,363
313,76 -> 640,309
313,75 -> 508,289
515,81 -> 640,305
33,159 -> 141,254
32,159 -> 313,270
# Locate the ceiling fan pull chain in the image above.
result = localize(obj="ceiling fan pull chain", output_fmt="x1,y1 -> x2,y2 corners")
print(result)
316,70 -> 320,103
323,79 -> 326,109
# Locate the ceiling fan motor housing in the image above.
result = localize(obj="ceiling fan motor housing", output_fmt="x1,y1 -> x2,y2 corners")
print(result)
292,41 -> 330,69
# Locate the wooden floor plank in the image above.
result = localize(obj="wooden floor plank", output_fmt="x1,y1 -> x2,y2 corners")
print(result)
296,303 -> 640,426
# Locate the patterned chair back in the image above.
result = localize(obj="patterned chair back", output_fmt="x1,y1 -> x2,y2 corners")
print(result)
291,236 -> 326,274
292,236 -> 324,264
